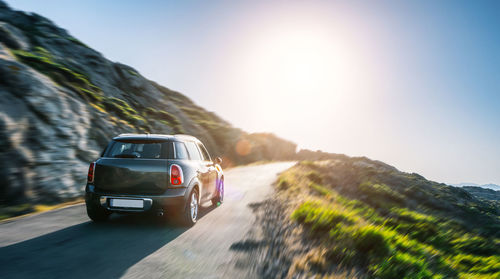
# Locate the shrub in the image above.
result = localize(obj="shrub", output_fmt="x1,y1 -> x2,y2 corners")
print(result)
451,254 -> 500,275
371,252 -> 433,279
359,181 -> 405,205
277,177 -> 290,190
291,201 -> 353,232
391,208 -> 436,224
306,171 -> 323,184
309,182 -> 331,196
451,235 -> 498,256
353,225 -> 391,257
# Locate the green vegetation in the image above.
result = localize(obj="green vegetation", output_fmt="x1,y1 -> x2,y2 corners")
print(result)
127,69 -> 139,76
0,199 -> 84,221
291,201 -> 355,232
12,47 -> 103,103
0,203 -> 32,220
278,160 -> 500,278
66,36 -> 89,48
143,107 -> 184,133
12,47 -> 153,130
277,177 -> 290,190
372,252 -> 432,279
102,97 -> 146,125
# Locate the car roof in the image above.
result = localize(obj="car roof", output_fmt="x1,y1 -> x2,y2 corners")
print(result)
113,133 -> 201,143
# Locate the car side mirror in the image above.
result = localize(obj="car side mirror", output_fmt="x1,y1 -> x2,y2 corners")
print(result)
214,157 -> 222,165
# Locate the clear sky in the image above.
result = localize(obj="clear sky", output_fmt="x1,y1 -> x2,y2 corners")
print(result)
6,0 -> 500,185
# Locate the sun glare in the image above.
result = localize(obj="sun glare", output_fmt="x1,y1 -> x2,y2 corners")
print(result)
270,32 -> 337,94
249,28 -> 340,97
237,20 -> 371,128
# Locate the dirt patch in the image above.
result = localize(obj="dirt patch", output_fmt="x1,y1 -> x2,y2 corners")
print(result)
230,196 -> 358,278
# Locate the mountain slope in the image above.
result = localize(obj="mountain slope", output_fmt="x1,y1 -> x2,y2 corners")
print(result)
0,1 -> 296,205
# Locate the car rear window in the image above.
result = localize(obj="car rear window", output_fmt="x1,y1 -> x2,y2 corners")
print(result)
104,140 -> 174,159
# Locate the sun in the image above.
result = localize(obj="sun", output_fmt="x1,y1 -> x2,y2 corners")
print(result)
252,28 -> 340,96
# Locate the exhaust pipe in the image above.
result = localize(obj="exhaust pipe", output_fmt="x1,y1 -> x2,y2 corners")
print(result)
156,210 -> 164,217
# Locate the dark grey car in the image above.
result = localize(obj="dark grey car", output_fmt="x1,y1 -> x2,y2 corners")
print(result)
85,134 -> 224,226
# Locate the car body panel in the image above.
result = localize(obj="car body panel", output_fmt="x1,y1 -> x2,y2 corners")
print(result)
94,158 -> 169,195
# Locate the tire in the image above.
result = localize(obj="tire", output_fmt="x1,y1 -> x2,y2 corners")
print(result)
181,188 -> 199,226
86,200 -> 110,222
211,178 -> 224,206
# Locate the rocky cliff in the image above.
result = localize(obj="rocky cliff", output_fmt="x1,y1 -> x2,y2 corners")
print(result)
0,1 -> 296,204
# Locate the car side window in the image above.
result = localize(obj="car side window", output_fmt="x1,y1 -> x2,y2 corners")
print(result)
185,141 -> 202,161
174,142 -> 189,159
197,143 -> 211,161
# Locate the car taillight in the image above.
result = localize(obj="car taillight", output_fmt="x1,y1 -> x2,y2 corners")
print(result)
170,164 -> 183,186
87,162 -> 95,183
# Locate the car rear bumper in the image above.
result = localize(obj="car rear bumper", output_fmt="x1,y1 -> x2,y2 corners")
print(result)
85,185 -> 187,213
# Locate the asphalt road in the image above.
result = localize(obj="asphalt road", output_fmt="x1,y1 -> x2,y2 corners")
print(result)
0,162 -> 294,279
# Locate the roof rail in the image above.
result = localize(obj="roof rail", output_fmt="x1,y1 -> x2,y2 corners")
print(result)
174,134 -> 198,140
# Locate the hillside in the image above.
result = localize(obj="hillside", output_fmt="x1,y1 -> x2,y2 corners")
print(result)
462,186 -> 500,203
452,183 -> 500,192
0,0 -> 296,206
236,157 -> 500,278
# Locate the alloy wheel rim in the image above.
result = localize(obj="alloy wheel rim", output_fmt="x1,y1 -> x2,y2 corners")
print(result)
190,192 -> 198,222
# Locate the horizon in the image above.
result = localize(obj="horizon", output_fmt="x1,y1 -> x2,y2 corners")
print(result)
6,0 -> 500,185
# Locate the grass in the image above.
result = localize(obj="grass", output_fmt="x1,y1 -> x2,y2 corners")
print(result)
371,252 -> 433,279
12,47 -> 103,103
102,97 -> 147,126
277,160 -> 500,278
127,69 -> 139,76
144,107 -> 182,132
291,201 -> 355,233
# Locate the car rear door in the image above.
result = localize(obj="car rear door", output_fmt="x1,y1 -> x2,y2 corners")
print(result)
185,141 -> 211,200
94,140 -> 171,195
197,142 -> 217,196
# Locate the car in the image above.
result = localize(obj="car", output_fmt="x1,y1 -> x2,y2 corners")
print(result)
84,133 -> 224,226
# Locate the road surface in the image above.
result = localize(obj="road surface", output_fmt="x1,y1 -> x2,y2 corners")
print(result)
0,162 -> 294,279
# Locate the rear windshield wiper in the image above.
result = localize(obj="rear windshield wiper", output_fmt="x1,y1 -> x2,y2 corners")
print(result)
113,154 -> 138,158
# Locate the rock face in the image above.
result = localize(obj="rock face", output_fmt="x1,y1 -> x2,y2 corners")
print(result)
0,1 -> 297,204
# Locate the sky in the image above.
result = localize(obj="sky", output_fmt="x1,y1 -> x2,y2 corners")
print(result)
6,0 -> 500,185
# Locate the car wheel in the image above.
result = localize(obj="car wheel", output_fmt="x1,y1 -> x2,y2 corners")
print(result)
182,188 -> 199,226
86,200 -> 110,222
212,179 -> 224,206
